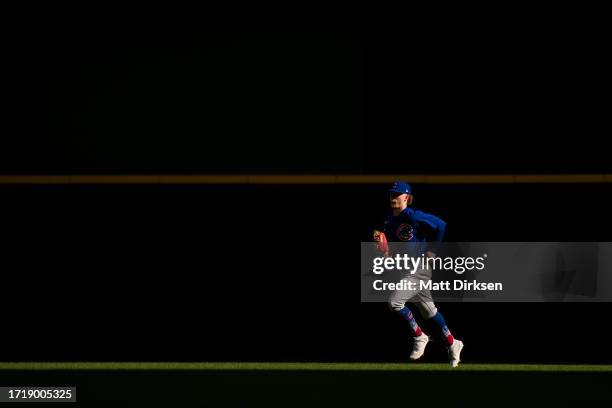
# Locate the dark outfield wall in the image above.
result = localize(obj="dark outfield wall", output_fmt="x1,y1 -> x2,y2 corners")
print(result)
2,35 -> 610,175
1,183 -> 611,363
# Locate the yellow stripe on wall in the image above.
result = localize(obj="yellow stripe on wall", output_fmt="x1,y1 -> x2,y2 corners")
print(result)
0,174 -> 611,184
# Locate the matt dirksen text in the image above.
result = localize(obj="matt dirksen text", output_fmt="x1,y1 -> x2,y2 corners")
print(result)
372,279 -> 503,292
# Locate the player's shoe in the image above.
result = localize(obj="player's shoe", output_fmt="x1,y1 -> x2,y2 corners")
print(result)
409,333 -> 429,360
447,339 -> 464,367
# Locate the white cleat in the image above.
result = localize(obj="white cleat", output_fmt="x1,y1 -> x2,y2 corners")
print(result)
448,339 -> 464,367
409,333 -> 429,360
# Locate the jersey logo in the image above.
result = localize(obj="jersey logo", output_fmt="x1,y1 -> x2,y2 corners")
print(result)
396,223 -> 414,241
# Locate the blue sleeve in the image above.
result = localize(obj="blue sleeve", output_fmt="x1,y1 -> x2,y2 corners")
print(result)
432,217 -> 446,242
416,211 -> 446,253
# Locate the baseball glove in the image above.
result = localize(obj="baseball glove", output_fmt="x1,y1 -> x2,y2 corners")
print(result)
373,230 -> 390,257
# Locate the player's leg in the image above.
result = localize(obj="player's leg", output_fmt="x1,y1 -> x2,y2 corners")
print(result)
414,301 -> 464,367
388,280 -> 429,360
413,302 -> 453,344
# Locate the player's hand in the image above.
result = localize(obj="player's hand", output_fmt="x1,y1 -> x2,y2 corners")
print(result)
425,251 -> 437,258
373,230 -> 390,257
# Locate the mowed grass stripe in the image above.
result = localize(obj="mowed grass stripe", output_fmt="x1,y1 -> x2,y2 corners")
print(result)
1,362 -> 611,372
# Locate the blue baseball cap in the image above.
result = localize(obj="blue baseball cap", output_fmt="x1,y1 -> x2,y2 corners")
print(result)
389,180 -> 412,194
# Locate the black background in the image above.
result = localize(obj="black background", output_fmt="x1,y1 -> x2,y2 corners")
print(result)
2,184 -> 611,363
2,19 -> 610,175
1,20 -> 611,364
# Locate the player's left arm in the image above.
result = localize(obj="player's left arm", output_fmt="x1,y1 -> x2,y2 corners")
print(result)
417,211 -> 447,257
431,215 -> 446,243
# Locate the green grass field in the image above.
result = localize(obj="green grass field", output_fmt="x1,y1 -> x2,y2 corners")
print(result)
2,361 -> 612,372
2,362 -> 611,406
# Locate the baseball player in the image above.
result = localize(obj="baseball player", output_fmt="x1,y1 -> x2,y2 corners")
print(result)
374,181 -> 464,367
